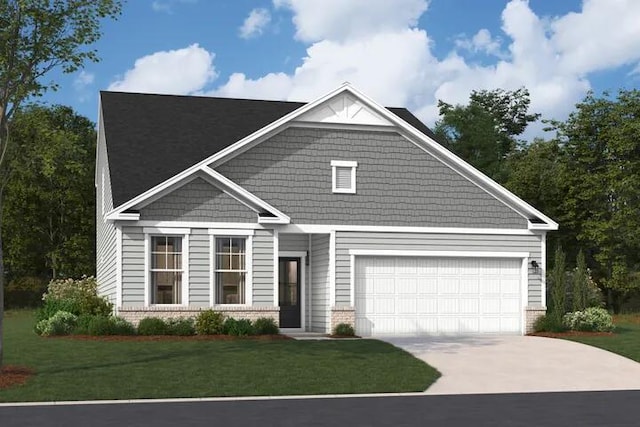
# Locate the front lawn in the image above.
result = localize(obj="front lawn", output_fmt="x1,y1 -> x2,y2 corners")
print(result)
564,314 -> 640,363
0,311 -> 439,402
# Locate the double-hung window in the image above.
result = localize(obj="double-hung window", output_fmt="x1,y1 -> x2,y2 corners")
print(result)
215,237 -> 247,304
150,236 -> 183,304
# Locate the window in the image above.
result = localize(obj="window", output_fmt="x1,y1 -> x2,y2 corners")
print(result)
331,160 -> 358,193
150,236 -> 183,304
215,237 -> 247,304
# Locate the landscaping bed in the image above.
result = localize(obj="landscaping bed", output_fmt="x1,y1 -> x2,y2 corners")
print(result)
56,334 -> 292,342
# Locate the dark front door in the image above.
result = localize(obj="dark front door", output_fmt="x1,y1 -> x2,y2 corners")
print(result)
279,257 -> 301,328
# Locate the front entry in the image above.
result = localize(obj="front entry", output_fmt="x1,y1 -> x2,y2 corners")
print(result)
279,257 -> 301,328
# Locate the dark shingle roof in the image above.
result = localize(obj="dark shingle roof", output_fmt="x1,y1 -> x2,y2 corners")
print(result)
100,92 -> 438,207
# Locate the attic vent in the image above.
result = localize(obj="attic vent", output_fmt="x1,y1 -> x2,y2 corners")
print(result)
331,160 -> 357,194
529,218 -> 547,224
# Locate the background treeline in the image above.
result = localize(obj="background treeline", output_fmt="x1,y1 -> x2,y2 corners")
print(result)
4,88 -> 640,312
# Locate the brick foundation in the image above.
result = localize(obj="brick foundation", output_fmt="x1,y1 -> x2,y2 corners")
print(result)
525,306 -> 547,334
330,307 -> 355,333
118,306 -> 280,326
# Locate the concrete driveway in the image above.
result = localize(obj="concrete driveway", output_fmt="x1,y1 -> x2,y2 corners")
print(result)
382,335 -> 640,395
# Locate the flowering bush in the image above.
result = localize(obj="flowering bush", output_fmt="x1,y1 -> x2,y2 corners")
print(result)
563,307 -> 615,332
35,311 -> 78,336
37,276 -> 113,322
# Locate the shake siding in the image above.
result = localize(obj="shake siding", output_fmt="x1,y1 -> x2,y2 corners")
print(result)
253,229 -> 274,306
96,112 -> 117,306
311,234 -> 330,332
215,127 -> 526,228
335,232 -> 543,307
189,229 -> 210,306
121,226 -> 145,307
139,177 -> 256,222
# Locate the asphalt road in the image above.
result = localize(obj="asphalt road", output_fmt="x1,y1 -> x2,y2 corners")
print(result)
1,390 -> 638,427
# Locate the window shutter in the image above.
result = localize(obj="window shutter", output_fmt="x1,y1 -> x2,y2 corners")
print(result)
335,166 -> 352,190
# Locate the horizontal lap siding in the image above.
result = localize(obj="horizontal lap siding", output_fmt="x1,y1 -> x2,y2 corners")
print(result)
311,234 -> 330,332
253,229 -> 274,306
122,226 -> 145,307
189,229 -> 210,307
335,232 -> 543,307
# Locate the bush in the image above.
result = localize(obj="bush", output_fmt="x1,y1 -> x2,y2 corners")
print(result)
223,318 -> 255,336
333,323 -> 356,336
195,310 -> 225,335
563,307 -> 615,332
38,276 -> 113,321
137,317 -> 169,335
166,317 -> 196,336
5,276 -> 48,308
533,314 -> 567,333
85,316 -> 136,336
74,314 -> 95,335
35,310 -> 78,336
253,317 -> 279,335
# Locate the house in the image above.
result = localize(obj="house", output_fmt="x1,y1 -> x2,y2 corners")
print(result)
96,83 -> 557,336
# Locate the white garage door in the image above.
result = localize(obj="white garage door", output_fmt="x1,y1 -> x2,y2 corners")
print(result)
355,257 -> 522,336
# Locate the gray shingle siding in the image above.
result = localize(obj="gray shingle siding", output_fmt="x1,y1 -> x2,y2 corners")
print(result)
253,229 -> 274,306
311,234 -> 330,332
189,229 -> 210,306
279,233 -> 308,252
335,231 -> 543,307
121,226 -> 145,307
215,127 -> 526,228
139,177 -> 256,223
96,111 -> 117,306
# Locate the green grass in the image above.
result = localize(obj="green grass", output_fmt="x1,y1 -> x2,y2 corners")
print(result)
0,310 -> 439,402
564,314 -> 640,363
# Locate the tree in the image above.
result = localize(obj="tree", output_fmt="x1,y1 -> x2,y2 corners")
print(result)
550,247 -> 567,324
548,90 -> 640,312
0,0 -> 123,367
4,105 -> 96,281
434,87 -> 540,182
572,250 -> 588,311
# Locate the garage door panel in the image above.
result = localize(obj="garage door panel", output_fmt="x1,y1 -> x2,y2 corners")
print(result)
355,256 -> 522,336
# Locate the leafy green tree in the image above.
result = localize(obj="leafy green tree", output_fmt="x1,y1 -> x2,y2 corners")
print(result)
434,87 -> 540,181
548,90 -> 640,312
4,105 -> 96,280
0,0 -> 123,366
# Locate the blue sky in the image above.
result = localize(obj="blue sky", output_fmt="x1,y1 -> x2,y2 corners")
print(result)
42,0 -> 640,138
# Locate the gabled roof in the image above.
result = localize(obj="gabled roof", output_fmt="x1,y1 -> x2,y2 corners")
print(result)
100,91 -> 439,208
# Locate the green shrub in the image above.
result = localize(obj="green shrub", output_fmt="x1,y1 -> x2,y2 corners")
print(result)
35,310 -> 78,336
533,314 -> 567,333
5,276 -> 48,308
137,317 -> 169,335
74,314 -> 95,334
195,310 -> 225,335
223,318 -> 255,336
85,316 -> 136,336
563,307 -> 615,332
253,317 -> 279,335
333,323 -> 356,336
38,276 -> 113,321
166,317 -> 196,336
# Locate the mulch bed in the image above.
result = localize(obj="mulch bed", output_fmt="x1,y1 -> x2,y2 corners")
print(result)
328,335 -> 361,339
528,331 -> 614,338
54,334 -> 293,342
0,366 -> 34,390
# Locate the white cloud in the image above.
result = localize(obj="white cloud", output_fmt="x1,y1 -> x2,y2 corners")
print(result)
239,8 -> 271,39
108,44 -> 216,94
273,0 -> 428,42
455,29 -> 504,57
73,71 -> 94,90
152,0 -> 197,14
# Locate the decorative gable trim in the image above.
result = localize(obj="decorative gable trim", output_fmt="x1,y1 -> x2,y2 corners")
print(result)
294,92 -> 393,127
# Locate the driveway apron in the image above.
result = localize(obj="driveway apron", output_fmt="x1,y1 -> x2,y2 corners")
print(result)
382,335 -> 640,395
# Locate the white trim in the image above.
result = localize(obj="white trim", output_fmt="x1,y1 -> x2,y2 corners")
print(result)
143,227 -> 191,235
115,226 -> 122,309
246,235 -> 253,306
273,229 -> 279,306
135,221 -> 259,229
331,160 -> 358,168
541,232 -> 547,308
289,121 -> 394,132
278,224 -> 536,236
207,229 -> 254,236
209,235 -> 214,307
108,212 -> 140,221
349,253 -> 355,307
329,231 -> 336,307
308,234 -> 313,330
348,250 -> 530,258
183,234 -> 190,306
144,234 -> 150,307
528,221 -> 554,230
521,257 -> 529,335
278,250 -> 307,331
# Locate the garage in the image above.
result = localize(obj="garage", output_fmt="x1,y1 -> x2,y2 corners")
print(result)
354,256 -> 523,336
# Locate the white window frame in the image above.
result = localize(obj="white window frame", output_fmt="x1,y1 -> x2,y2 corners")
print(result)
209,229 -> 254,306
143,227 -> 190,307
331,160 -> 358,194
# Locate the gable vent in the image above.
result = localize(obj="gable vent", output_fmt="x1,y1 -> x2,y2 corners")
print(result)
335,167 -> 352,190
